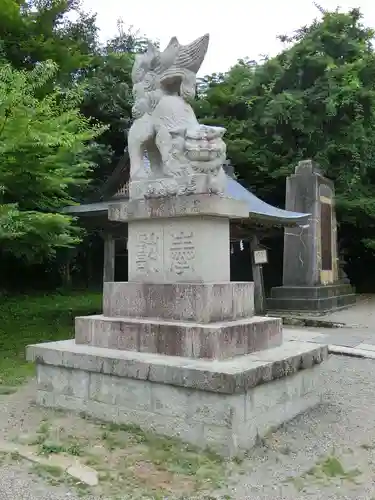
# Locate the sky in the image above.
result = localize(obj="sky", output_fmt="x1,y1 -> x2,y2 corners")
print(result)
82,0 -> 375,75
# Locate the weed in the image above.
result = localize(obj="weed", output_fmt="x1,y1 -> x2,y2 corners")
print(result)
31,463 -> 65,488
39,441 -> 66,455
99,419 -> 224,481
67,442 -> 83,456
285,475 -> 305,491
305,455 -> 361,483
38,420 -> 50,435
33,463 -> 63,478
10,451 -> 21,461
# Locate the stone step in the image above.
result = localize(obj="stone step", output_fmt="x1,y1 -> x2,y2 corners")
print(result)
75,314 -> 282,360
267,293 -> 356,314
270,284 -> 355,300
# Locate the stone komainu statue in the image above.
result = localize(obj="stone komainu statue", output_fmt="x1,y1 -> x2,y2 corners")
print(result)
127,34 -> 227,198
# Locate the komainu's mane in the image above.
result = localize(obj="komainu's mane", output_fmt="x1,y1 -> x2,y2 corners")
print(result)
131,34 -> 209,86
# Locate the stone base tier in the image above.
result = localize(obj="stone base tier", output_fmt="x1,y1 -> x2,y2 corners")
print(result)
103,281 -> 255,323
26,339 -> 328,458
75,314 -> 282,360
267,283 -> 356,314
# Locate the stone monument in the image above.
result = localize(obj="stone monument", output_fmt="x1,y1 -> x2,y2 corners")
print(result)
268,159 -> 356,313
27,37 -> 328,457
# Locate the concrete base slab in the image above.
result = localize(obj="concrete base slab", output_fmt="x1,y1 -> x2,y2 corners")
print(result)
27,339 -> 328,457
75,314 -> 282,360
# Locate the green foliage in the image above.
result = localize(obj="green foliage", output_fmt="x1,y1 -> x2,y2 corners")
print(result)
3,2 -> 375,286
0,0 -> 148,274
196,7 -> 375,256
0,0 -> 150,199
0,291 -> 101,386
0,60 -> 105,259
0,0 -> 98,81
80,25 -> 147,191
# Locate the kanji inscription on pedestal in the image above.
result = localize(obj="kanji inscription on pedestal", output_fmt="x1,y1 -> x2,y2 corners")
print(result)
135,232 -> 161,273
169,231 -> 195,276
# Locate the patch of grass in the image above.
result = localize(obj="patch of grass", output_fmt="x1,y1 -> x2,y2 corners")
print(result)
100,420 -> 224,486
32,462 -> 90,498
66,441 -> 83,456
0,291 -> 101,386
24,414 -> 229,499
284,475 -> 306,492
0,450 -> 23,466
31,463 -> 85,493
0,386 -> 18,395
32,463 -> 63,479
38,420 -> 50,435
39,441 -> 68,455
36,437 -> 83,458
306,455 -> 361,483
320,456 -> 346,477
27,418 -> 83,458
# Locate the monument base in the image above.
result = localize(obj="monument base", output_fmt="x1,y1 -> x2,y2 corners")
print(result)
27,339 -> 328,458
267,283 -> 356,314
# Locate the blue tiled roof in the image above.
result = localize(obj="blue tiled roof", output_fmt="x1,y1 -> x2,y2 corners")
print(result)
225,176 -> 309,226
63,157 -> 310,227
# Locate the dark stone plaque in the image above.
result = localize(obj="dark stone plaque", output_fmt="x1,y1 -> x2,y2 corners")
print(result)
320,201 -> 332,271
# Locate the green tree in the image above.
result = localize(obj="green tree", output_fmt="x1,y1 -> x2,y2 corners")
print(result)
0,60 -> 105,261
196,8 -> 375,278
79,24 -> 151,196
0,0 -> 98,82
0,2 -> 149,195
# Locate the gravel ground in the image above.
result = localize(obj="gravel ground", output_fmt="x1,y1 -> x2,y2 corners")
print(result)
2,354 -> 375,499
219,354 -> 375,500
0,464 -> 84,500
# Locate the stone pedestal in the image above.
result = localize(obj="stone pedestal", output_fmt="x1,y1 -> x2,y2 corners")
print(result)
268,160 -> 355,314
27,193 -> 328,457
77,195 -> 283,360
